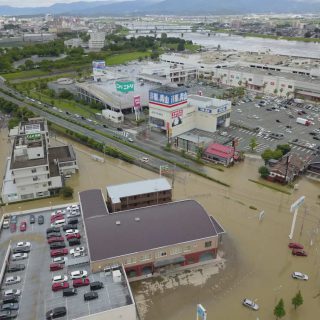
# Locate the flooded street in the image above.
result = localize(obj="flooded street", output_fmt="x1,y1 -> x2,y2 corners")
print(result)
1,127 -> 320,319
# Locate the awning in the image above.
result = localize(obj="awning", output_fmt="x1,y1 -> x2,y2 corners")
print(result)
154,256 -> 185,268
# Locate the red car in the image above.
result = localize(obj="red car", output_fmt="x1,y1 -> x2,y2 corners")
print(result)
288,242 -> 304,250
20,221 -> 27,232
50,248 -> 68,258
50,214 -> 64,223
73,278 -> 90,288
48,237 -> 64,244
52,281 -> 69,292
50,263 -> 64,272
292,249 -> 307,257
66,233 -> 81,241
10,223 -> 17,233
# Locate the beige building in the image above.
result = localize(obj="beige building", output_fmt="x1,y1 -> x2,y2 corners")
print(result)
106,177 -> 172,212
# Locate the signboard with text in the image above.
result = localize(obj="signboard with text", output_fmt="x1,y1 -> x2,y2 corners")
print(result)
26,133 -> 41,140
116,81 -> 135,93
149,89 -> 187,107
133,95 -> 141,109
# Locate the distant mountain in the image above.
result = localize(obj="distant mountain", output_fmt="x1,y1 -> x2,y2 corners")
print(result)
0,0 -> 320,16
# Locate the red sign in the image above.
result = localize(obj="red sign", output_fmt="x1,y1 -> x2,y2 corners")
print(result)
133,95 -> 141,109
171,109 -> 183,119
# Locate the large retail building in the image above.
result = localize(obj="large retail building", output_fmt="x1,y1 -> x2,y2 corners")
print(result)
79,189 -> 224,280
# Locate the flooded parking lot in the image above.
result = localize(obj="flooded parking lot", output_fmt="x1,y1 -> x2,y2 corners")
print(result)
1,128 -> 320,319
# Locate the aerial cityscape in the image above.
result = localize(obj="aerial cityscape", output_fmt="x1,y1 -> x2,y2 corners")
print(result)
0,0 -> 319,319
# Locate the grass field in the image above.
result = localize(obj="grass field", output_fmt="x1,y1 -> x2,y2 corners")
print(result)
105,51 -> 151,65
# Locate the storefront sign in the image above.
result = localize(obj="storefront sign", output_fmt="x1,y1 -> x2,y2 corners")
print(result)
149,90 -> 187,106
27,133 -> 41,140
198,107 -> 212,114
217,104 -> 228,114
116,81 -> 135,93
171,109 -> 183,119
133,95 -> 141,109
92,60 -> 105,70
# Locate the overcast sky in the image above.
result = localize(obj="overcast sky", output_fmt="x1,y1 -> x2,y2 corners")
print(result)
0,0 -> 319,8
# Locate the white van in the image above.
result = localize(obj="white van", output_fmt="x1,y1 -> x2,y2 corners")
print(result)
51,219 -> 66,227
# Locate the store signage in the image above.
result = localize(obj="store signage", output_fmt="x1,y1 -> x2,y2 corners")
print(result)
116,81 -> 135,93
198,107 -> 212,114
149,90 -> 187,106
26,133 -> 41,140
171,109 -> 183,119
133,95 -> 141,109
92,60 -> 106,70
217,104 -> 228,114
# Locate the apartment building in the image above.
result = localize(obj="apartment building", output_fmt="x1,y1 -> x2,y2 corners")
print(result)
79,189 -> 225,280
1,118 -> 78,203
106,178 -> 172,212
88,31 -> 106,50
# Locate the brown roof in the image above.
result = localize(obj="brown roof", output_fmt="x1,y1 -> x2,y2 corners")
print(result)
79,189 -> 219,262
48,145 -> 76,163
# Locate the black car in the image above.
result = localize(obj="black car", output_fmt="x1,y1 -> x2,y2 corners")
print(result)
1,297 -> 18,304
90,281 -> 104,291
116,127 -> 123,131
0,303 -> 19,311
29,215 -> 35,224
67,218 -> 78,225
46,227 -> 60,234
12,247 -> 30,254
50,242 -> 66,250
62,288 -> 77,297
276,119 -> 281,123
46,306 -> 67,319
84,292 -> 98,301
38,215 -> 44,225
68,238 -> 81,246
313,136 -> 320,141
7,264 -> 25,273
309,132 -> 317,136
102,124 -> 108,128
0,310 -> 18,319
62,224 -> 77,231
47,232 -> 61,239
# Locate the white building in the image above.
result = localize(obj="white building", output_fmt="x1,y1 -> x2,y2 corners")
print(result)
1,118 -> 78,203
88,31 -> 106,50
102,109 -> 124,123
148,86 -> 231,138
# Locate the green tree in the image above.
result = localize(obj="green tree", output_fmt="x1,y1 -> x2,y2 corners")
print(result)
261,148 -> 274,164
259,166 -> 270,179
60,186 -> 74,198
292,290 -> 303,310
249,137 -> 258,151
274,298 -> 286,319
59,89 -> 73,100
273,149 -> 283,160
276,144 -> 291,155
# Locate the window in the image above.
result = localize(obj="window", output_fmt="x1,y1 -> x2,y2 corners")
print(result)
140,254 -> 152,261
125,257 -> 137,265
31,169 -> 37,173
183,245 -> 191,253
156,251 -> 167,258
288,85 -> 293,89
205,241 -> 212,248
170,247 -> 183,255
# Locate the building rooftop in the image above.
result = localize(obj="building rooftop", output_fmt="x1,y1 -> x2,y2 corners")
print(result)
151,85 -> 187,94
106,178 -> 171,204
205,143 -> 235,159
48,145 -> 76,163
79,189 -> 222,262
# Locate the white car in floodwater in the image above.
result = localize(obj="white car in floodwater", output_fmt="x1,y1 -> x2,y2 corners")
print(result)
242,298 -> 259,310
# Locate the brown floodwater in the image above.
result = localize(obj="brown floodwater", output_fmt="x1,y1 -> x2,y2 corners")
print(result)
1,128 -> 320,320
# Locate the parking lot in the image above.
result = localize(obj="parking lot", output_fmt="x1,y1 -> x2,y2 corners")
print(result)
223,96 -> 320,154
0,206 -> 131,320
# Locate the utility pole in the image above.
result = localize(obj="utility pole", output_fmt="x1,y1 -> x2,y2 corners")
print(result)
171,164 -> 176,189
299,207 -> 308,237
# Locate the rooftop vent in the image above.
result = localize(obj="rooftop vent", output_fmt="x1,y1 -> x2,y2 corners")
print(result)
134,217 -> 140,222
116,221 -> 121,225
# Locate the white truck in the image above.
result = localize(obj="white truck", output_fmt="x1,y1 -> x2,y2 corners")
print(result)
296,117 -> 311,126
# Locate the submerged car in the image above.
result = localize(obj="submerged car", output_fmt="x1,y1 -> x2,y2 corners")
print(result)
242,298 -> 259,310
292,272 -> 309,280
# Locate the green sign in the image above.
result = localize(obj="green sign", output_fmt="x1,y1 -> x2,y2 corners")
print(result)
26,133 -> 41,140
116,81 -> 134,93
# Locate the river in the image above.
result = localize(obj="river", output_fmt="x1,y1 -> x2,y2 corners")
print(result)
1,128 -> 320,320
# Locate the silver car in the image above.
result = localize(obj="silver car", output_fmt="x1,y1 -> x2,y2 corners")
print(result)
5,276 -> 21,286
12,253 -> 28,261
243,298 -> 259,310
3,289 -> 21,297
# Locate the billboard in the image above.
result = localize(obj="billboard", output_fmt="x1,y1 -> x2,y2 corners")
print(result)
149,90 -> 187,106
92,60 -> 106,70
116,81 -> 134,93
26,133 -> 41,140
171,109 -> 183,127
133,95 -> 141,110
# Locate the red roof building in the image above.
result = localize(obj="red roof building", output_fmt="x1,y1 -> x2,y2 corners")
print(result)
203,143 -> 237,166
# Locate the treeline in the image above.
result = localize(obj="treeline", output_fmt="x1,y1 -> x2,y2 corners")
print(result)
0,40 -> 65,72
0,97 -> 35,129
